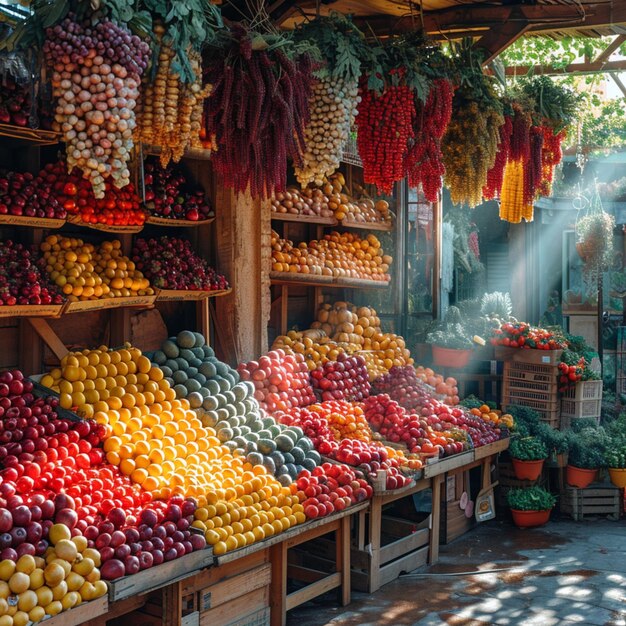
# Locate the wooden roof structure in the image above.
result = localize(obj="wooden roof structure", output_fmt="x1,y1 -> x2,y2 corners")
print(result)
221,0 -> 626,70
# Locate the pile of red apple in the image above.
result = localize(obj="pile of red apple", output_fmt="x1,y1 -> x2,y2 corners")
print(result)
131,237 -> 229,292
143,160 -> 214,222
0,369 -> 206,577
294,463 -> 372,519
0,240 -> 64,306
0,77 -> 31,128
329,439 -> 412,490
44,160 -> 146,227
0,170 -> 66,220
275,406 -> 338,455
237,350 -> 316,414
310,354 -> 371,402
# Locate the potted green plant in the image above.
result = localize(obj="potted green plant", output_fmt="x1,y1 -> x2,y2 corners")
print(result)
606,444 -> 626,488
509,436 -> 548,481
507,486 -> 556,528
566,423 -> 608,488
427,307 -> 474,368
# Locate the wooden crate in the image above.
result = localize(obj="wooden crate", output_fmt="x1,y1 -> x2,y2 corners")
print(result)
440,469 -> 474,544
560,398 -> 602,423
497,461 -> 547,508
495,346 -> 563,365
562,380 -> 603,401
560,484 -> 623,521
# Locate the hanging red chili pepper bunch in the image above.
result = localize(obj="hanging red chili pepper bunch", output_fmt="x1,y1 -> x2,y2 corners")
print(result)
538,127 -> 566,196
203,25 -> 313,198
483,115 -> 512,200
524,125 -> 545,204
356,69 -> 416,195
405,78 -> 454,202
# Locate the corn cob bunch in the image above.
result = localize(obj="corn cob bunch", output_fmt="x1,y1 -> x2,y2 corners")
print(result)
499,160 -> 534,223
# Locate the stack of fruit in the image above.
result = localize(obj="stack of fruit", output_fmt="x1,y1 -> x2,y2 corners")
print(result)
270,231 -> 391,281
0,171 -> 66,221
40,236 -> 154,302
310,354 -> 371,402
490,322 -> 567,351
132,237 -> 229,292
0,241 -> 65,307
237,350 -> 316,414
414,366 -> 459,405
143,160 -> 214,223
0,77 -> 31,128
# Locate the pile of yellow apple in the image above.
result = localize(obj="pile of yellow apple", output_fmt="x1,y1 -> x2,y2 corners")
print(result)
271,231 -> 391,281
40,236 -> 154,301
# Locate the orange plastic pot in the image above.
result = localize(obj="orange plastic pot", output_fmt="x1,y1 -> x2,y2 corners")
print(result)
566,465 -> 598,488
608,468 -> 626,488
511,509 -> 551,528
432,346 -> 471,368
512,458 -> 544,481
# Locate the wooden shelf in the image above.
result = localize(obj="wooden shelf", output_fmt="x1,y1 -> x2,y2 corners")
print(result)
64,295 -> 157,314
0,304 -> 64,318
270,272 -> 389,290
0,214 -> 66,228
141,143 -> 213,160
271,213 -> 338,226
0,123 -> 60,146
156,287 -> 232,302
341,220 -> 393,232
146,215 -> 215,227
68,218 -> 145,234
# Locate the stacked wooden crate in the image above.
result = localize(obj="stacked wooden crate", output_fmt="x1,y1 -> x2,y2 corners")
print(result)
560,380 -> 602,429
561,484 -> 622,521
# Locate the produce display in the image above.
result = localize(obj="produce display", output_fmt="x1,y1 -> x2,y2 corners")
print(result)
132,237 -> 229,292
142,160 -> 214,223
40,236 -> 154,301
0,77 -> 31,128
310,354 -> 371,402
271,231 -> 391,281
467,404 -> 514,430
45,16 -> 150,197
490,322 -> 567,351
272,187 -> 336,220
374,366 -> 458,408
0,170 -> 66,221
0,241 -> 64,307
237,349 -> 316,413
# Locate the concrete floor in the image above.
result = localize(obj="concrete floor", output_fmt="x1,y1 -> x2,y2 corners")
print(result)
287,518 -> 626,626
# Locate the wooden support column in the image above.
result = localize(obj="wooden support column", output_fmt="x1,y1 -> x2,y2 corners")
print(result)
215,188 -> 271,364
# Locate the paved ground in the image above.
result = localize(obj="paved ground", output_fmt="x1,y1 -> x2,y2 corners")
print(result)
287,518 -> 626,626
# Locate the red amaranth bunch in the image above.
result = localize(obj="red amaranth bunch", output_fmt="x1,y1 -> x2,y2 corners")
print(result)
524,126 -> 545,204
509,106 -> 531,163
405,78 -> 454,202
539,127 -> 565,196
131,237 -> 229,291
483,115 -> 513,200
468,231 -> 480,259
204,27 -> 313,198
356,80 -> 415,195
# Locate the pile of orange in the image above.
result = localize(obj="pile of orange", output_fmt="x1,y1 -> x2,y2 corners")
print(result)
470,405 -> 514,429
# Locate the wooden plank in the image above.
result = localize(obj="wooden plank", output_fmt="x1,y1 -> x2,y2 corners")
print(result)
350,548 -> 370,572
340,220 -> 393,232
28,317 -> 69,360
378,546 -> 429,588
429,475 -> 442,564
287,564 -> 327,584
474,438 -> 509,460
285,573 -> 341,611
198,563 -> 271,611
424,450 -> 475,478
200,586 -> 269,626
42,596 -> 109,626
340,514 -> 350,606
271,213 -> 338,226
164,581 -> 183,626
380,528 -> 430,565
108,547 -> 214,602
270,542 -> 287,626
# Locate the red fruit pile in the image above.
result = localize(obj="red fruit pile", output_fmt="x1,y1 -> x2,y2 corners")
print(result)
490,322 -> 567,350
292,463 -> 372,519
44,160 -> 145,227
0,170 -> 66,220
373,366 -> 442,412
237,350 -> 316,414
0,241 -> 64,306
131,237 -> 229,291
0,78 -> 31,128
310,354 -> 371,402
275,406 -> 337,455
557,358 -> 585,392
330,439 -> 412,491
143,160 -> 213,222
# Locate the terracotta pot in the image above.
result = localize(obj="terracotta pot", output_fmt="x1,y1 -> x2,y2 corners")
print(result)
510,508 -> 552,528
608,468 -> 626,489
566,465 -> 598,488
512,458 -> 544,481
432,346 -> 472,368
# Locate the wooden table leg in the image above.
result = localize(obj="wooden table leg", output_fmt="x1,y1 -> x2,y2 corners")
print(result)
270,542 -> 287,626
368,495 -> 382,593
163,581 -> 182,626
357,508 -> 366,551
339,515 -> 351,606
429,476 -> 442,564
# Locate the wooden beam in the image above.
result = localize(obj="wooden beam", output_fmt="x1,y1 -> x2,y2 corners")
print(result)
610,72 -> 626,97
501,58 -> 626,76
595,34 -> 626,64
27,318 -> 69,361
475,7 -> 531,66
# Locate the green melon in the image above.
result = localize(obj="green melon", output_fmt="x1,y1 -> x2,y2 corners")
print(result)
164,377 -> 175,388
244,441 -> 257,454
214,394 -> 227,408
179,349 -> 195,363
262,417 -> 276,429
284,427 -> 303,442
202,397 -> 218,411
216,408 -> 230,422
185,366 -> 198,378
153,350 -> 167,365
284,450 -> 298,464
223,390 -> 236,405
193,332 -> 205,348
306,450 -> 322,464
245,432 -> 259,443
233,401 -> 246,416
277,474 -> 292,487
214,420 -> 230,432
217,378 -> 231,393
258,439 -> 277,455
201,411 -> 218,428
249,420 -> 263,433
172,370 -> 188,385
199,362 -> 217,379
185,379 -> 202,394
198,387 -> 210,399
233,436 -> 247,449
301,458 -> 317,471
162,340 -> 179,359
226,416 -> 241,429
290,447 -> 306,465
223,373 -> 236,388
203,346 -> 215,358
284,463 -> 298,479
268,425 -> 282,439
275,434 -> 294,453
215,362 -> 229,377
238,425 -> 251,436
205,380 -> 220,395
175,358 -> 188,371
187,392 -> 203,409
191,347 -> 205,359
193,373 -> 207,386
173,384 -> 188,398
297,438 -> 313,453
217,428 -> 234,443
247,452 -> 264,467
277,466 -> 290,477
233,447 -> 246,457
243,382 -> 255,397
165,359 -> 179,372
262,457 -> 277,475
223,441 -> 237,452
177,330 -> 196,349
269,451 -> 285,468
225,404 -> 238,418
258,430 -> 271,440
160,366 -> 173,378
189,358 -> 203,369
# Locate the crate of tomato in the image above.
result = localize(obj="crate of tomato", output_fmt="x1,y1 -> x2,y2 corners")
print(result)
491,323 -> 565,366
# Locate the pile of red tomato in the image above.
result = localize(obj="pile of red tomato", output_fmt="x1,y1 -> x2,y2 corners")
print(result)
490,322 -> 567,350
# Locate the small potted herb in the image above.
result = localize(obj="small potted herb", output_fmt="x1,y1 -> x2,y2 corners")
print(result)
566,423 -> 607,488
507,486 -> 556,528
606,444 -> 626,488
509,436 -> 548,481
427,308 -> 474,368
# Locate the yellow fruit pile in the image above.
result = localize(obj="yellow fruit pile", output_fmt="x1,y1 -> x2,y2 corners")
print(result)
41,344 -> 305,553
272,301 -> 413,377
40,236 -> 154,301
0,526 -> 106,626
271,231 -> 391,281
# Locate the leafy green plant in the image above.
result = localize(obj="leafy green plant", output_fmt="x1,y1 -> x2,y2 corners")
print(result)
507,486 -> 556,511
605,444 -> 626,469
510,436 -> 548,462
567,425 -> 609,469
426,324 -> 473,350
459,395 -> 496,411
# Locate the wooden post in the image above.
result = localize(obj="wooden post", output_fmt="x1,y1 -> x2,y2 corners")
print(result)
214,188 -> 272,364
429,475 -> 442,564
270,542 -> 287,626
